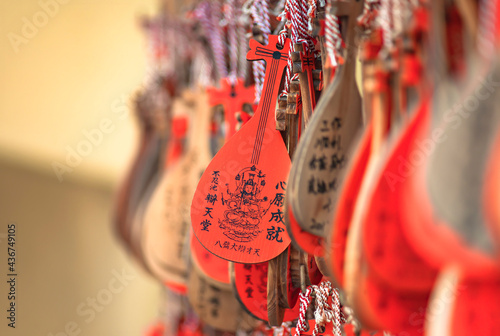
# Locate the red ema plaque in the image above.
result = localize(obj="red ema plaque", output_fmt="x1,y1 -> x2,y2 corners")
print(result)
191,35 -> 292,263
287,202 -> 324,257
232,261 -> 300,322
207,78 -> 255,141
361,100 -> 438,292
329,122 -> 372,287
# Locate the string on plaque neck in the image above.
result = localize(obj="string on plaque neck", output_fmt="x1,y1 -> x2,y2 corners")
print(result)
277,0 -> 317,96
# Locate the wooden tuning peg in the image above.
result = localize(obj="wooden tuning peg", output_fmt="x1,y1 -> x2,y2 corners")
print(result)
292,43 -> 316,126
287,80 -> 302,115
313,69 -> 324,91
275,95 -> 288,131
310,18 -> 325,38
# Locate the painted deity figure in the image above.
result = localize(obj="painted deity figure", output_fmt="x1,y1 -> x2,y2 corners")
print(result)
219,166 -> 269,242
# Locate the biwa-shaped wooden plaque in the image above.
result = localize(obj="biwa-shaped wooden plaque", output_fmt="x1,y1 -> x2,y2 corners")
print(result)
207,78 -> 255,141
142,89 -> 213,285
422,60 -> 500,271
396,1 -> 499,280
187,263 -> 260,332
191,35 -> 292,264
327,122 -> 372,288
484,127 -> 500,246
190,232 -> 231,289
426,267 -> 500,336
350,267 -> 429,335
230,261 -> 301,323
130,117 -> 189,271
359,101 -> 438,292
287,0 -> 364,237
399,90 -> 500,279
115,85 -> 170,267
191,80 -> 256,288
286,201 -> 324,257
343,99 -> 435,334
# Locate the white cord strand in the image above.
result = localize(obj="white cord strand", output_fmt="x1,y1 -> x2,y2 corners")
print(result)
293,281 -> 343,336
325,0 -> 341,67
227,0 -> 239,84
250,0 -> 271,103
237,1 -> 249,79
194,1 -> 228,81
379,0 -> 393,54
294,287 -> 312,336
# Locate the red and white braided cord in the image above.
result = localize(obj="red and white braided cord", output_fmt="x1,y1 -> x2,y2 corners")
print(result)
358,0 -> 381,29
311,282 -> 342,336
280,0 -> 315,95
194,1 -> 228,80
237,1 -> 248,80
197,39 -> 216,87
294,287 -> 312,336
379,0 -> 393,53
325,0 -> 341,67
307,0 -> 316,32
331,288 -> 342,336
290,0 -> 309,49
250,0 -> 271,103
293,281 -> 343,336
212,0 -> 229,79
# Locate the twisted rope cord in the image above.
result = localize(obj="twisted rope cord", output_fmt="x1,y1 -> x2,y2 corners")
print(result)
293,281 -> 344,336
143,16 -> 172,84
307,0 -> 317,33
197,40 -> 216,87
194,1 -> 228,81
250,0 -> 272,103
145,17 -> 191,85
211,0 -> 229,80
279,0 -> 315,96
392,0 -> 403,39
290,0 -> 309,49
293,287 -> 312,336
379,0 -> 393,54
358,0 -> 381,29
325,0 -> 342,67
311,282 -> 342,336
276,0 -> 293,96
227,0 -> 239,84
237,1 -> 249,80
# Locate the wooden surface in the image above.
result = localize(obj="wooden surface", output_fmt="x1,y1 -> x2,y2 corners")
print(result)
142,89 -> 213,284
287,0 -> 364,238
426,266 -> 500,336
188,263 -> 259,332
114,86 -> 170,269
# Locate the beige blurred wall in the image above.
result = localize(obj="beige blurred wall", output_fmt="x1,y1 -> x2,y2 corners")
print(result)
0,0 -> 164,335
0,160 -> 162,336
0,0 -> 158,185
